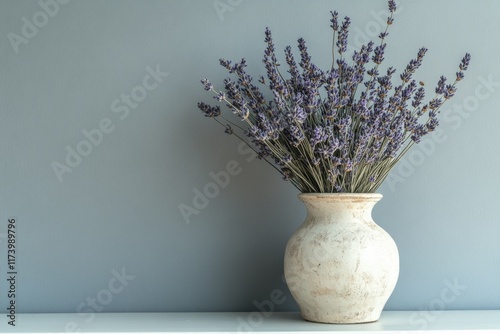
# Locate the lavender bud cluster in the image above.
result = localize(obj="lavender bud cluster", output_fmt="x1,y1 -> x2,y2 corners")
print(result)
198,0 -> 470,193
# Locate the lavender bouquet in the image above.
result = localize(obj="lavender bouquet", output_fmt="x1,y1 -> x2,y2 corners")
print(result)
198,1 -> 470,193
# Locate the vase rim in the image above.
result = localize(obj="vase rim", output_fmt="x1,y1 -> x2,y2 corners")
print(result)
298,193 -> 383,201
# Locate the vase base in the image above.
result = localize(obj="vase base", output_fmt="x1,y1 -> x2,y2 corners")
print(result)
301,311 -> 381,324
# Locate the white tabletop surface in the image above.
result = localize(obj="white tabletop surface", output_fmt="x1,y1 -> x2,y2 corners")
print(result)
0,311 -> 499,333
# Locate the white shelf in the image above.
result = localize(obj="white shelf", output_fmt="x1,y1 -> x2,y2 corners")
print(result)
0,311 -> 499,333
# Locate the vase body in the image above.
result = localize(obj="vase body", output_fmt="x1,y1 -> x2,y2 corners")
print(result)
284,193 -> 399,324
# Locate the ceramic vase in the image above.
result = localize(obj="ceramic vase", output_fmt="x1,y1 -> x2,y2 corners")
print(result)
284,193 -> 399,324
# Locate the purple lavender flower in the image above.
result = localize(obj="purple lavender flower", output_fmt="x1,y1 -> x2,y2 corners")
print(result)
264,27 -> 279,66
285,45 -> 300,87
336,16 -> 351,55
427,110 -> 438,126
443,84 -> 457,100
199,0 -> 471,193
411,124 -> 428,143
372,44 -> 386,65
298,38 -> 312,72
388,0 -> 396,13
201,78 -> 213,91
214,91 -> 226,102
219,58 -> 232,71
309,126 -> 327,148
429,98 -> 443,110
330,11 -> 339,31
412,87 -> 425,108
400,48 -> 427,82
460,53 -> 471,71
198,102 -> 221,118
281,153 -> 293,165
288,105 -> 307,123
435,76 -> 447,94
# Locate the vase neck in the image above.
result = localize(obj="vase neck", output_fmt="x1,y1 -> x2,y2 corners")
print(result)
299,193 -> 381,220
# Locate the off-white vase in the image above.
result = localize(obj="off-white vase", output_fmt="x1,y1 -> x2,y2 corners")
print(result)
284,193 -> 399,324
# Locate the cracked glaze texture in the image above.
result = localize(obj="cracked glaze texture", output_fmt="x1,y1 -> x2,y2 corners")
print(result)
284,193 -> 399,324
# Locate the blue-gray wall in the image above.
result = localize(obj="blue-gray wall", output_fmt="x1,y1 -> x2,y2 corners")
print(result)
0,0 -> 499,319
